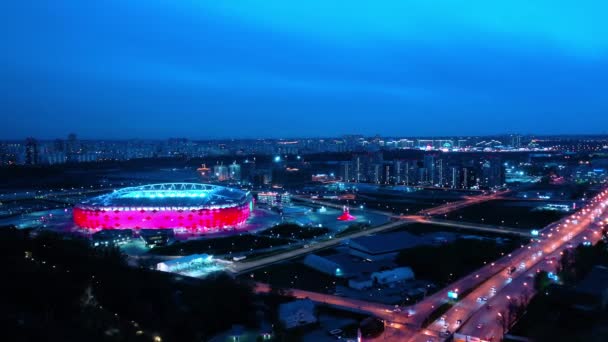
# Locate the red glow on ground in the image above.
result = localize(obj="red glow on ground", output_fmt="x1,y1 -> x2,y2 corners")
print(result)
337,206 -> 356,221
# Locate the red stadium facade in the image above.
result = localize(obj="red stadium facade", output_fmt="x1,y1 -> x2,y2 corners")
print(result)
73,183 -> 253,232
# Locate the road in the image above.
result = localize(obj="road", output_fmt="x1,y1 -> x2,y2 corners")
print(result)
230,219 -> 411,274
411,188 -> 608,342
409,216 -> 533,238
454,191 -> 607,342
417,191 -> 509,216
292,195 -> 396,217
232,192 -> 508,275
255,283 -> 412,323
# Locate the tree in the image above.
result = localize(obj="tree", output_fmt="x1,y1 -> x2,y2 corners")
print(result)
507,298 -> 520,326
534,271 -> 551,292
497,310 -> 508,337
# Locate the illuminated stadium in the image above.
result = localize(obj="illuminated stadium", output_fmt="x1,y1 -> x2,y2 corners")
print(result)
73,183 -> 253,232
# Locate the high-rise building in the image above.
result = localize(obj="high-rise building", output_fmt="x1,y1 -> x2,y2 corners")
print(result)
371,163 -> 382,184
510,134 -> 522,148
424,154 -> 437,185
436,158 -> 447,186
402,160 -> 418,186
214,164 -> 230,181
25,138 -> 39,165
448,165 -> 461,189
53,138 -> 64,152
352,154 -> 370,183
462,167 -> 477,189
480,157 -> 505,188
418,167 -> 428,185
229,162 -> 241,181
393,160 -> 402,184
340,161 -> 352,182
66,133 -> 79,162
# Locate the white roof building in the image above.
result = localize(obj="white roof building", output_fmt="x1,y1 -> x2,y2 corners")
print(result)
157,254 -> 213,273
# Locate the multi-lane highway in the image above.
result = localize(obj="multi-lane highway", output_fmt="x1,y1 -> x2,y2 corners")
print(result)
411,188 -> 608,342
454,192 -> 607,342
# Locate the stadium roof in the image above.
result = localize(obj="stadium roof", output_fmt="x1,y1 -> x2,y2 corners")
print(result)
77,183 -> 251,208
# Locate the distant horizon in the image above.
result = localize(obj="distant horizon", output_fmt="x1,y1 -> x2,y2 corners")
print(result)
6,132 -> 608,142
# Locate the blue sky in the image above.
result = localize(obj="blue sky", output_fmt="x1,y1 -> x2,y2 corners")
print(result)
2,0 -> 607,138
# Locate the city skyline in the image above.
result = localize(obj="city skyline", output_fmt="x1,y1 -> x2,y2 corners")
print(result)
3,1 -> 608,139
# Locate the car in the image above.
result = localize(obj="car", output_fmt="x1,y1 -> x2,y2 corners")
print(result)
328,329 -> 342,336
477,296 -> 488,303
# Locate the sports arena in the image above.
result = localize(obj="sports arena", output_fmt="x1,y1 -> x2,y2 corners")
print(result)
73,183 -> 253,232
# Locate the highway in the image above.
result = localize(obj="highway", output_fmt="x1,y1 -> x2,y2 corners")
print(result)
454,192 -> 607,342
410,188 -> 608,342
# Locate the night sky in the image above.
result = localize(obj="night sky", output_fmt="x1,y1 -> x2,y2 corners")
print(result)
2,1 -> 607,139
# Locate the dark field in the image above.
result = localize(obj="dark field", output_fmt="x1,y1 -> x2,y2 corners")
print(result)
149,233 -> 293,256
259,223 -> 330,240
242,260 -> 347,293
388,222 -> 522,239
443,200 -> 568,229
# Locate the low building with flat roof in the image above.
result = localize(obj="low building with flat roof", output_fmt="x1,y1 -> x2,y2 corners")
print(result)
347,231 -> 423,260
